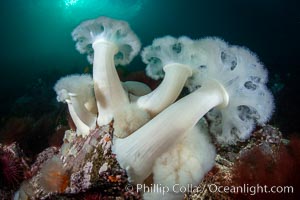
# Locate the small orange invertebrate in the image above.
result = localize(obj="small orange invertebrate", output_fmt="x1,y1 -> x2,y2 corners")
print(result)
39,157 -> 70,193
108,175 -> 120,182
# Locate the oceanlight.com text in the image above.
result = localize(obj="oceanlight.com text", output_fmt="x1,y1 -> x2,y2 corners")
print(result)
125,183 -> 294,196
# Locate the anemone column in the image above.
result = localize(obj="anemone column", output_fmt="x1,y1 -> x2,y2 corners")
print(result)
92,40 -> 129,126
114,79 -> 229,183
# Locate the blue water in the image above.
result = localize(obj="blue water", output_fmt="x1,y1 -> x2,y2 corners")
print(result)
0,0 -> 299,133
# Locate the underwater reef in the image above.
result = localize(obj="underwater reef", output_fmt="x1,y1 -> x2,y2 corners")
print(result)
0,16 -> 299,199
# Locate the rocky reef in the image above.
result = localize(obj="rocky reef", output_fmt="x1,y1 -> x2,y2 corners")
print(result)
2,124 -> 299,199
12,124 -> 141,200
2,16 -> 298,200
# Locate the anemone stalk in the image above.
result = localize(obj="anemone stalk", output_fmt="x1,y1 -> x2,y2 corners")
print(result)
92,40 -> 130,126
137,63 -> 193,117
114,79 -> 229,183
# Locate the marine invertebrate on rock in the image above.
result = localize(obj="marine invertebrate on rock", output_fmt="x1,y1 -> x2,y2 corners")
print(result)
39,156 -> 70,193
54,74 -> 96,137
147,123 -> 216,199
113,37 -> 274,187
137,36 -> 199,116
186,37 -> 274,144
113,78 -> 227,184
113,103 -> 150,138
43,16 -> 275,200
72,16 -> 141,126
153,125 -> 215,188
0,147 -> 24,189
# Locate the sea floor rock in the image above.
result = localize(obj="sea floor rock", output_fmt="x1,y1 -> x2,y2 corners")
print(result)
184,125 -> 287,200
8,124 -> 296,200
15,124 -> 141,200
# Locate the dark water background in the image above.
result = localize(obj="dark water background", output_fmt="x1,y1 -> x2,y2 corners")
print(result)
0,0 -> 299,133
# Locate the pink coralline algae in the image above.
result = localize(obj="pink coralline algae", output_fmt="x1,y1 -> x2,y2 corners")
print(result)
14,124 -> 141,199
